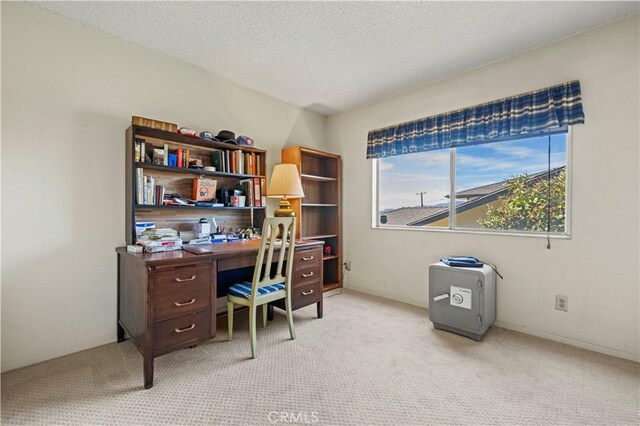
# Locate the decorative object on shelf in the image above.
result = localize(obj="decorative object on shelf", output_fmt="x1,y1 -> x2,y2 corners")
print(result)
324,246 -> 333,255
192,178 -> 217,201
236,135 -> 254,147
132,116 -> 177,132
199,131 -> 219,142
189,158 -> 204,169
268,164 -> 305,217
178,127 -> 199,138
216,130 -> 238,145
194,218 -> 211,239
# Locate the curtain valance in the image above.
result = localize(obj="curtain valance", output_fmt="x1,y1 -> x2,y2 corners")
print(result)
366,80 -> 584,159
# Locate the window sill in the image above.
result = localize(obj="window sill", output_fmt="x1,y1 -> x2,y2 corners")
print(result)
372,225 -> 571,240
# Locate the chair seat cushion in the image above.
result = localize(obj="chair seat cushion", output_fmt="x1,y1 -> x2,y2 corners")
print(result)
228,282 -> 285,299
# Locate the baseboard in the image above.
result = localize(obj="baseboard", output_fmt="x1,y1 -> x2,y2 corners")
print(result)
344,284 -> 428,309
1,332 -> 115,373
345,284 -> 639,363
493,321 -> 640,362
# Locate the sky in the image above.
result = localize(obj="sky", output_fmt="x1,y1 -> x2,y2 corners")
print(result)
378,133 -> 567,211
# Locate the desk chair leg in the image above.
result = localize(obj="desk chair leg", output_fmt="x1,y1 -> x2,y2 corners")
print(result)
285,296 -> 296,340
249,304 -> 257,358
227,301 -> 234,341
262,304 -> 268,328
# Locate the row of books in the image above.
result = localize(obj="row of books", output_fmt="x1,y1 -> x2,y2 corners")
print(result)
135,139 -> 192,168
136,169 -> 165,205
238,177 -> 267,207
211,149 -> 262,175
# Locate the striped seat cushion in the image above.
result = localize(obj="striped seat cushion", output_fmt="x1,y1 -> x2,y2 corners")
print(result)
228,282 -> 285,299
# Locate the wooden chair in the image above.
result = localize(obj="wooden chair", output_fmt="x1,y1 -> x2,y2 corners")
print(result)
227,217 -> 296,358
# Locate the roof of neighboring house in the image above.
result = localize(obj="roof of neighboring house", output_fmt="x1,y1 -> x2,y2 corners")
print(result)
380,206 -> 448,226
408,166 -> 566,226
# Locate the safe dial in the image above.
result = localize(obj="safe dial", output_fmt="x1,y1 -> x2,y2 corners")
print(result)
452,293 -> 464,304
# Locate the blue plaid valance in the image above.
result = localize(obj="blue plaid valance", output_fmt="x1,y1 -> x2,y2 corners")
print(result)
366,80 -> 585,159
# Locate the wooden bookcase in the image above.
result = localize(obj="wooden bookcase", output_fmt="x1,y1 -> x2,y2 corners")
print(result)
125,125 -> 267,244
281,146 -> 342,291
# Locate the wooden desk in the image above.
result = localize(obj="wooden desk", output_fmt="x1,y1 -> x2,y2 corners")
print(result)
116,239 -> 323,389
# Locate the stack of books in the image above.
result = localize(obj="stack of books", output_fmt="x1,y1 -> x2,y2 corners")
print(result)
137,228 -> 183,253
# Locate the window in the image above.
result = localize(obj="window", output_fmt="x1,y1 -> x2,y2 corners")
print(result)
375,130 -> 569,235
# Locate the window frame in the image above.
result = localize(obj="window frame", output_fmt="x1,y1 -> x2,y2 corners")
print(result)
371,128 -> 573,239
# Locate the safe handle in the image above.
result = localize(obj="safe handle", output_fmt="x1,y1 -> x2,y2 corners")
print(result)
433,293 -> 449,302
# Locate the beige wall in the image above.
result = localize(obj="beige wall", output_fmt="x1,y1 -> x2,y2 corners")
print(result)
1,3 -> 326,371
327,16 -> 640,360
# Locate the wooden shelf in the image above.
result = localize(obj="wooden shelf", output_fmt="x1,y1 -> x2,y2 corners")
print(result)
300,173 -> 337,182
136,205 -> 264,211
283,146 -> 342,291
126,125 -> 268,244
323,281 -> 342,292
136,162 -> 265,180
133,125 -> 266,154
304,234 -> 338,240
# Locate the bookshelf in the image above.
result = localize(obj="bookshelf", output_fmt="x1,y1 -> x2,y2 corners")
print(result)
281,146 -> 342,292
125,125 -> 267,245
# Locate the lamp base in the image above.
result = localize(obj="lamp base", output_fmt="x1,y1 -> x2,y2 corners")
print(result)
274,196 -> 296,217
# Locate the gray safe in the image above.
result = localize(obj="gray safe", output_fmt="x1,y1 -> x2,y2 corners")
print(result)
428,262 -> 496,341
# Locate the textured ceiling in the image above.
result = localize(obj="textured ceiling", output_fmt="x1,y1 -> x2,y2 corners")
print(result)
34,1 -> 639,115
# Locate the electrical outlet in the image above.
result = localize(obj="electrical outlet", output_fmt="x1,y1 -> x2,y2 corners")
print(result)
556,295 -> 568,312
344,261 -> 351,271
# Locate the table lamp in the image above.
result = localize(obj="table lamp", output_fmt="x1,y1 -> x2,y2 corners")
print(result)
267,163 -> 305,217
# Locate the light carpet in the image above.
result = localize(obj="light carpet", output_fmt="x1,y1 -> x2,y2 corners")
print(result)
2,290 -> 639,425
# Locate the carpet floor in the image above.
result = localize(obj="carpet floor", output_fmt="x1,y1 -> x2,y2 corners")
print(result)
2,289 -> 639,425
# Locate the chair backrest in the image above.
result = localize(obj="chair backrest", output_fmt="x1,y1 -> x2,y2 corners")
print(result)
251,217 -> 296,298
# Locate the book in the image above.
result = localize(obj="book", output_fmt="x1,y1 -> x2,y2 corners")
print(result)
135,142 -> 141,162
163,144 -> 169,166
192,178 -> 217,201
225,150 -> 230,173
211,149 -> 223,172
177,148 -> 183,168
256,154 -> 262,175
136,168 -> 144,205
253,177 -> 262,207
260,178 -> 266,206
239,178 -> 253,206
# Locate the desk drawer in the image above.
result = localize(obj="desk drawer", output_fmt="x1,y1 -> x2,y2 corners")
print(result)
154,310 -> 210,353
152,283 -> 210,321
293,247 -> 322,271
152,265 -> 212,296
292,281 -> 322,310
292,266 -> 322,288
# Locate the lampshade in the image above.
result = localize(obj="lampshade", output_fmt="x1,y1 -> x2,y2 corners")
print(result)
267,164 -> 305,198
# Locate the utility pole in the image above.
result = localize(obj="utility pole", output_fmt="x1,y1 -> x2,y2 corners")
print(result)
416,191 -> 427,207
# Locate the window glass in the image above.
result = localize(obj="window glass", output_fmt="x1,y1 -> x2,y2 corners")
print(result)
374,131 -> 569,235
455,133 -> 567,233
378,151 -> 450,228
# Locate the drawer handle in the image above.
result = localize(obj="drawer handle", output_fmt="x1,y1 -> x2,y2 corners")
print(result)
302,256 -> 314,261
174,324 -> 196,333
174,298 -> 196,307
302,289 -> 314,296
174,275 -> 196,282
301,272 -> 314,278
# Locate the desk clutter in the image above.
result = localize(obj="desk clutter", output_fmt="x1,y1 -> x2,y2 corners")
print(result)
131,220 -> 260,253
